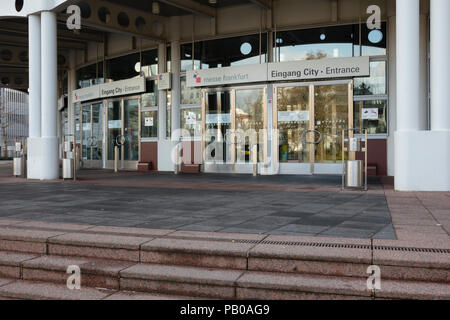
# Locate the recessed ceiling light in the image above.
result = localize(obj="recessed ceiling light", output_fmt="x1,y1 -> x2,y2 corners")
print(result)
209,0 -> 217,4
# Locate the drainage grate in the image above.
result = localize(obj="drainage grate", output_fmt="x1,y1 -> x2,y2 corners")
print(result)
165,236 -> 450,254
374,246 -> 450,254
233,239 -> 450,254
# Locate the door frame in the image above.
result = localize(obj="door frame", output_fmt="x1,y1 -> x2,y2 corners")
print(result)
201,85 -> 268,174
273,79 -> 354,175
80,100 -> 104,169
105,95 -> 142,171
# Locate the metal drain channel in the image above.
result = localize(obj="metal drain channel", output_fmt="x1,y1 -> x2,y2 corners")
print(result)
232,239 -> 450,254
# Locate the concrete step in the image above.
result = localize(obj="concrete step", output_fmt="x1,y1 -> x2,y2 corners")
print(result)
1,225 -> 449,284
0,279 -> 196,300
1,252 -> 449,300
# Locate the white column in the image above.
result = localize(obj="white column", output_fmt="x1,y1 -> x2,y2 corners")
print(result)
40,11 -> 59,180
27,14 -> 42,179
158,43 -> 167,140
171,40 -> 181,137
430,0 -> 450,131
396,0 -> 420,131
68,50 -> 77,136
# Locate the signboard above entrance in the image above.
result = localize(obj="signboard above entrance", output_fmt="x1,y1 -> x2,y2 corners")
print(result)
186,57 -> 369,88
73,77 -> 146,103
268,56 -> 370,81
187,64 -> 267,88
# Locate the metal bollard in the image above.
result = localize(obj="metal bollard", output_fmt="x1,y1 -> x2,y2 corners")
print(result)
114,146 -> 119,173
174,143 -> 180,175
252,144 -> 258,177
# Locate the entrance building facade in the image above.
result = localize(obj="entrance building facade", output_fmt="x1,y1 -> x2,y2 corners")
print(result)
1,0 -> 449,191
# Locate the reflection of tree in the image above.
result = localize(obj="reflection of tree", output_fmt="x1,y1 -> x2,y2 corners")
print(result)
277,87 -> 309,162
306,51 -> 327,60
354,83 -> 372,95
314,85 -> 347,163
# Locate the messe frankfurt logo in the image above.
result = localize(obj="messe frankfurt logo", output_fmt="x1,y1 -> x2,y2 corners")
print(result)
193,72 -> 202,84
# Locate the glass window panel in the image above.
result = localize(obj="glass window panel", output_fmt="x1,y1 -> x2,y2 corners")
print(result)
107,101 -> 122,161
235,89 -> 265,163
141,110 -> 158,139
106,53 -> 140,82
181,76 -> 202,105
181,43 -> 201,71
275,25 -> 355,62
354,22 -> 387,57
124,99 -> 140,160
141,49 -> 158,77
354,61 -> 386,95
181,33 -> 267,71
142,80 -> 158,108
314,84 -> 349,163
81,105 -> 91,160
277,86 -> 310,163
180,107 -> 202,138
354,100 -> 387,134
76,63 -> 104,89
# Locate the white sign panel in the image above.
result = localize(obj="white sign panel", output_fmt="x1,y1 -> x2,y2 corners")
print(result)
185,112 -> 197,125
186,57 -> 369,88
73,85 -> 100,103
278,111 -> 310,122
145,117 -> 154,127
362,108 -> 379,120
268,57 -> 370,81
158,73 -> 172,90
108,120 -> 122,129
100,77 -> 146,98
72,77 -> 146,103
206,114 -> 231,124
187,64 -> 267,88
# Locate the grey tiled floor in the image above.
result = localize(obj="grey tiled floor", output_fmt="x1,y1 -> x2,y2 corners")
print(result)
0,171 -> 396,239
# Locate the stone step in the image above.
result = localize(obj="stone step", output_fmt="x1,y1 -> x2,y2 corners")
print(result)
1,224 -> 448,283
0,279 -> 196,300
1,252 -> 449,300
119,263 -> 450,300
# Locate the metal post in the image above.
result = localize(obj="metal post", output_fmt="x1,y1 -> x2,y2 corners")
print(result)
114,146 -> 119,173
252,144 -> 258,177
364,129 -> 368,191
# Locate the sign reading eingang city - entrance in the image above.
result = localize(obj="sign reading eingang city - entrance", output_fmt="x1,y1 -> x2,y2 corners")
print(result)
186,56 -> 370,88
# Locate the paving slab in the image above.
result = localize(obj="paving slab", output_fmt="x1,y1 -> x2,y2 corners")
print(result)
22,255 -> 135,289
0,280 -> 114,300
141,238 -> 255,269
236,272 -> 371,298
374,279 -> 450,300
120,263 -> 244,299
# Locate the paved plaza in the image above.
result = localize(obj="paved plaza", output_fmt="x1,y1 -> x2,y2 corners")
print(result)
0,162 -> 449,241
0,163 -> 396,239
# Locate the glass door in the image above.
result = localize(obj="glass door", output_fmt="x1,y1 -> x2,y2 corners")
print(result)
204,91 -> 232,173
106,97 -> 141,170
202,87 -> 267,174
81,102 -> 103,168
313,83 -> 351,174
276,85 -> 312,175
275,81 -> 353,175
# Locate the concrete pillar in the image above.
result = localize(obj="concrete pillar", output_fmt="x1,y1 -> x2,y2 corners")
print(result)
158,43 -> 167,140
419,14 -> 429,130
40,11 -> 59,180
68,50 -> 77,136
387,14 -> 396,177
396,0 -> 420,132
394,0 -> 450,191
27,14 -> 42,179
430,0 -> 450,131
